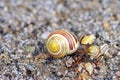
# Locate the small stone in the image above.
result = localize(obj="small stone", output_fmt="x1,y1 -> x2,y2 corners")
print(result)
117,52 -> 120,56
103,77 -> 109,80
36,53 -> 47,59
78,73 -> 89,80
67,71 -> 75,78
51,23 -> 58,27
37,41 -> 43,46
26,69 -> 32,76
41,32 -> 50,39
23,50 -> 29,55
25,46 -> 35,53
45,77 -> 55,80
45,57 -> 53,64
95,66 -> 100,71
33,49 -> 39,56
103,21 -> 111,29
56,72 -> 63,77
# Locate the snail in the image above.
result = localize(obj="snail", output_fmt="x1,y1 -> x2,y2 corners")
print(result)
46,30 -> 79,58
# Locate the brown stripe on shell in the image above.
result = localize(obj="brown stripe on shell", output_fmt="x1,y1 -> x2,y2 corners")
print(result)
65,30 -> 78,43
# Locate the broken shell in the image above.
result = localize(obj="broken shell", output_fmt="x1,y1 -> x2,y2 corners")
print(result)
88,45 -> 101,59
95,56 -> 104,65
100,44 -> 111,57
77,62 -> 85,73
46,30 -> 79,58
66,57 -> 74,67
77,62 -> 96,75
84,62 -> 96,75
80,35 -> 96,45
100,44 -> 109,54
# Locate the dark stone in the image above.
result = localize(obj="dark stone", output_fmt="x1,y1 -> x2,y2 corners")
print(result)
0,18 -> 5,23
95,32 -> 99,38
45,21 -> 50,26
0,28 -> 3,34
24,22 -> 29,27
103,77 -> 110,80
8,75 -> 12,80
30,22 -> 35,25
4,74 -> 12,80
26,69 -> 32,76
104,40 -> 110,44
32,29 -> 38,36
37,41 -> 43,46
95,66 -> 100,71
45,57 -> 53,64
33,49 -> 39,56
112,53 -> 117,58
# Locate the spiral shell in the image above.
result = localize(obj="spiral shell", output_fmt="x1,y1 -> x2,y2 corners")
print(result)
46,30 -> 79,58
88,45 -> 101,59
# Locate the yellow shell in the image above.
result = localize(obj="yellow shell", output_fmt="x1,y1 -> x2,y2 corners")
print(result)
80,35 -> 96,45
88,45 -> 100,59
46,30 -> 79,58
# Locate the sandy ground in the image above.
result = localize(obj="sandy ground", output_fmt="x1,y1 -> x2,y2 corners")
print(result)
0,0 -> 120,80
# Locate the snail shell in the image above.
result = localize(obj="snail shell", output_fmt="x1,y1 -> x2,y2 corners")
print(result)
46,30 -> 79,58
88,45 -> 101,59
80,34 -> 96,45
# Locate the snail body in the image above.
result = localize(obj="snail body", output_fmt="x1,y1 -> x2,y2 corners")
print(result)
46,30 -> 79,58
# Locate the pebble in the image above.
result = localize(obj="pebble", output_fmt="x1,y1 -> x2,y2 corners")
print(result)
103,77 -> 109,80
103,21 -> 111,29
45,57 -> 53,64
67,71 -> 76,78
33,49 -> 39,56
45,77 -> 55,80
56,72 -> 63,77
117,52 -> 120,56
41,32 -> 50,39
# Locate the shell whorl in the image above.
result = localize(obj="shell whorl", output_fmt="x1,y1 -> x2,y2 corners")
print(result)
46,30 -> 79,58
88,45 -> 100,59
